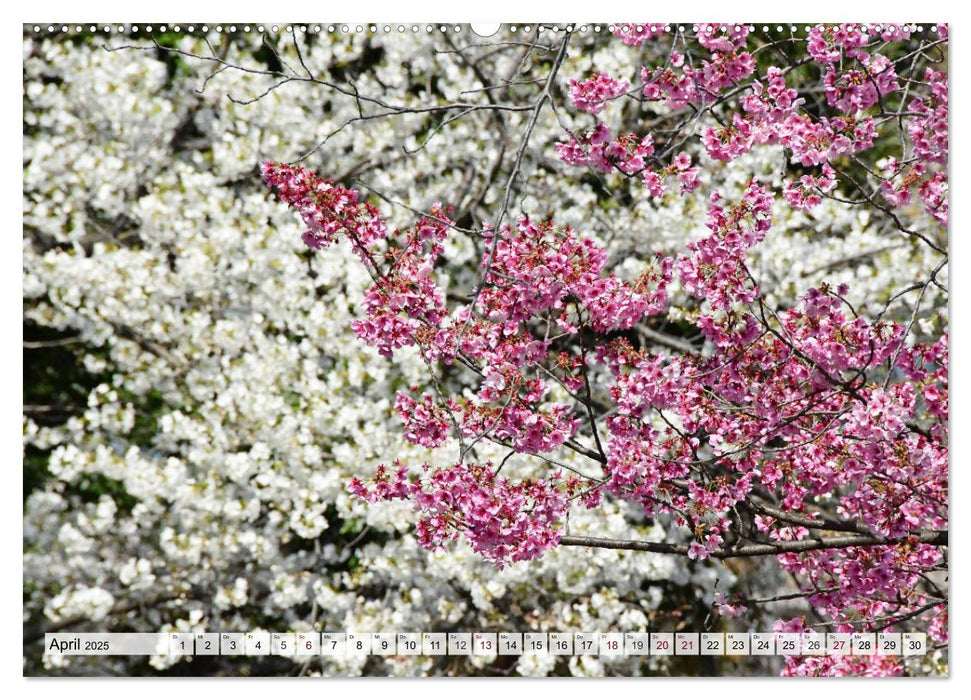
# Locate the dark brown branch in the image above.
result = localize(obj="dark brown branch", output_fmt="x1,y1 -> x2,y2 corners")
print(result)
559,529 -> 947,559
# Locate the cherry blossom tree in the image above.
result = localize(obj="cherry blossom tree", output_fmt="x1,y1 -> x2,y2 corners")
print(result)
24,22 -> 947,678
262,22 -> 948,677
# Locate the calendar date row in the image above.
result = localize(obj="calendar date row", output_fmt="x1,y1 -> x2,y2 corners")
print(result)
46,631 -> 928,657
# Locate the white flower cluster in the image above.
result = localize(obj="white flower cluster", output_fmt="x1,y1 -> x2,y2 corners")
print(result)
23,28 -> 942,676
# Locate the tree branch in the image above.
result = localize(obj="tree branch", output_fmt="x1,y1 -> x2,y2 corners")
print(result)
559,529 -> 947,559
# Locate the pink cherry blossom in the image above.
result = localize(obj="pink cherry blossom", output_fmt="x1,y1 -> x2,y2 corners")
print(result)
263,24 -> 948,677
568,72 -> 629,114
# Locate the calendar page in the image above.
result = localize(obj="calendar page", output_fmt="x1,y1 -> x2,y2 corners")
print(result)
22,8 -> 949,681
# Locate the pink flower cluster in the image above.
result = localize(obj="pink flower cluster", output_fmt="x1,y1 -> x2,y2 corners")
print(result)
714,591 -> 748,618
264,24 -> 948,677
612,23 -> 666,46
700,73 -> 876,166
783,164 -> 836,210
638,24 -> 753,108
394,391 -> 457,448
677,181 -> 773,342
263,160 -> 455,357
881,159 -> 949,226
702,115 -> 755,162
823,53 -> 899,114
263,165 -> 683,564
696,23 -> 749,53
350,461 -> 568,566
700,48 -> 756,91
568,72 -> 629,114
478,217 -> 670,333
596,271 -> 946,662
642,42 -> 754,107
781,286 -> 904,377
641,59 -> 699,110
907,69 -> 948,165
557,123 -> 654,175
462,396 -> 580,454
806,24 -> 871,64
741,66 -> 803,119
642,152 -> 702,197
261,160 -> 386,254
558,125 -> 701,198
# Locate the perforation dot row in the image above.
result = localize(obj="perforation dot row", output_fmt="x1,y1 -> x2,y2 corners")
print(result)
614,23 -> 936,34
27,23 -> 942,35
27,24 -> 569,34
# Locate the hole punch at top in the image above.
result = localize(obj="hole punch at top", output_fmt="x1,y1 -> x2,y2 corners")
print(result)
470,23 -> 502,37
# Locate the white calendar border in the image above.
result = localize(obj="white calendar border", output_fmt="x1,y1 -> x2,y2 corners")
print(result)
8,0 -> 961,697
